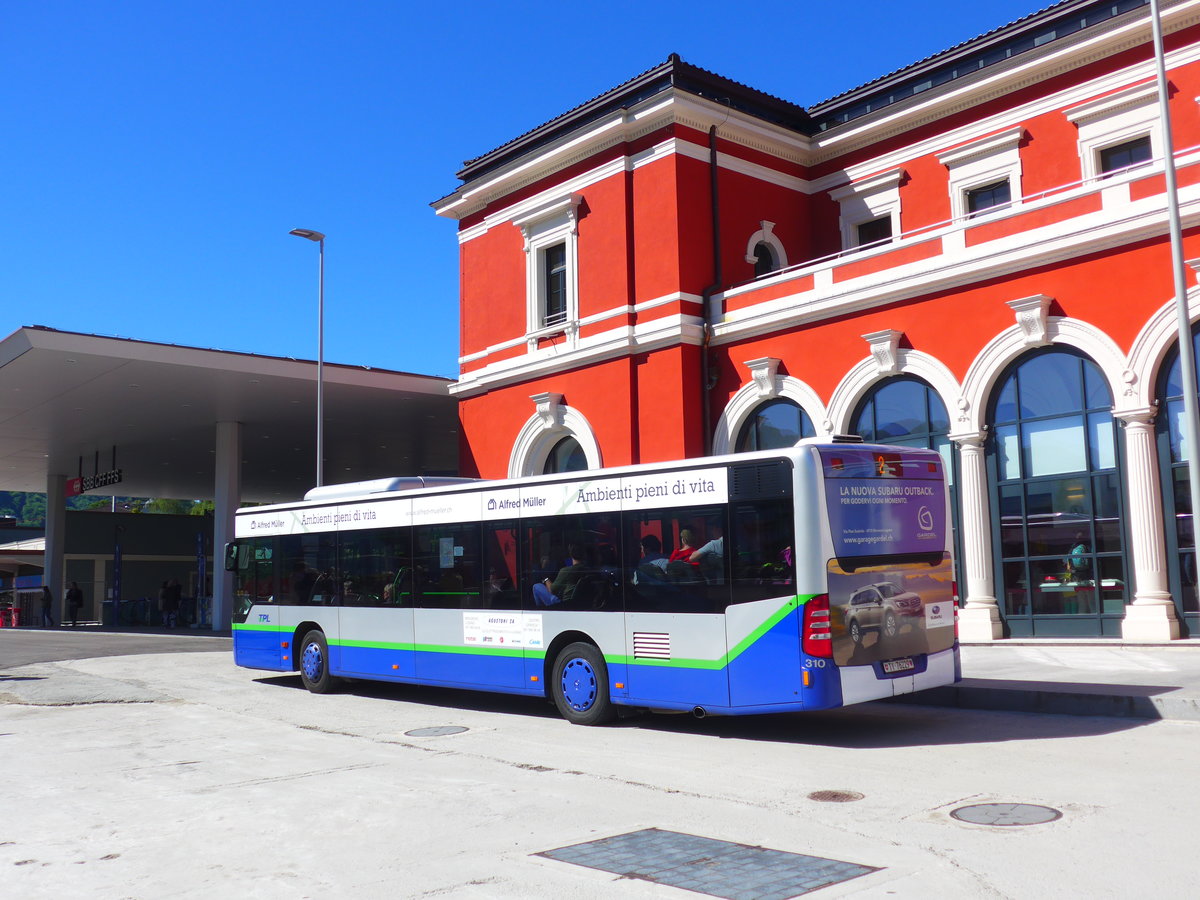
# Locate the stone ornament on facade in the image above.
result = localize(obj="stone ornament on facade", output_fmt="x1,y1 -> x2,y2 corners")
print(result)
531,391 -> 565,429
1007,294 -> 1053,347
862,329 -> 902,375
745,357 -> 781,398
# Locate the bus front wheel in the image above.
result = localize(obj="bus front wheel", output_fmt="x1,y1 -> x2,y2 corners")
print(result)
552,642 -> 615,726
299,630 -> 336,694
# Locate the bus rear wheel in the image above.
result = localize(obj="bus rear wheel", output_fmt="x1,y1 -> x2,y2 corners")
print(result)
299,630 -> 336,694
551,642 -> 615,726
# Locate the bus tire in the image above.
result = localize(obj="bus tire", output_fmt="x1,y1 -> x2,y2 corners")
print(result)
551,642 -> 615,726
299,629 -> 335,694
882,611 -> 898,640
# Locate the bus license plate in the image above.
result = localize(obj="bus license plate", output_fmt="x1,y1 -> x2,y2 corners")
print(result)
882,658 -> 915,674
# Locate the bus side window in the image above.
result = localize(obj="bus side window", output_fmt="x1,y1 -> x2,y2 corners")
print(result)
414,523 -> 482,609
339,526 -> 412,608
728,500 -> 795,607
483,522 -> 519,609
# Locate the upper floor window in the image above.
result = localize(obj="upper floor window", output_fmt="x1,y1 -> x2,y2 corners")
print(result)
830,168 -> 903,252
752,242 -> 778,277
1099,135 -> 1152,175
1066,82 -> 1161,183
513,194 -> 581,345
966,179 -> 1012,217
856,217 -> 892,248
938,126 -> 1024,221
543,243 -> 567,326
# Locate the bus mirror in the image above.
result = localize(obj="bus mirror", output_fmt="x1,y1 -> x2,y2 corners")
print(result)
224,542 -> 240,572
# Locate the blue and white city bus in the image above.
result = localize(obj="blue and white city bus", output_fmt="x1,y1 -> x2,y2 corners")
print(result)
227,441 -> 960,725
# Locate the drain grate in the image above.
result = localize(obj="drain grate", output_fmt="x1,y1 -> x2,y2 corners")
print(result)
403,726 -> 468,737
951,803 -> 1061,826
538,828 -> 877,899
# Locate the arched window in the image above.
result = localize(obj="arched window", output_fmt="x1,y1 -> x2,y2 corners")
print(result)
852,376 -> 960,578
543,436 -> 587,474
735,398 -> 815,452
988,349 -> 1125,636
1156,329 -> 1200,631
752,241 -> 778,278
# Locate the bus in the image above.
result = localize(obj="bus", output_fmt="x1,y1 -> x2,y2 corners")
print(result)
226,441 -> 960,725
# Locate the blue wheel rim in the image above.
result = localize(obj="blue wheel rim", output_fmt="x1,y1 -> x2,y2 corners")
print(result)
302,640 -> 324,682
560,656 -> 598,712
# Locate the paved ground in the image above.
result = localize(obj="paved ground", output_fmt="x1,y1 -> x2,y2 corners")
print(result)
2,631 -> 1200,897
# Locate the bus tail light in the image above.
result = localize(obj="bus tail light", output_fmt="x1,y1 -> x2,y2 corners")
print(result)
802,594 -> 833,658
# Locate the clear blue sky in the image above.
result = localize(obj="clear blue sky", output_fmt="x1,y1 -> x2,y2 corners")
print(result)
5,0 -> 1042,379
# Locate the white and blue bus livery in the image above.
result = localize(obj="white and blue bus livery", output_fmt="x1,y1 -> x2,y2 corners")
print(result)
227,442 -> 960,724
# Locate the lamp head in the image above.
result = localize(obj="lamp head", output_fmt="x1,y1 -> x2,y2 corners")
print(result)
289,228 -> 325,242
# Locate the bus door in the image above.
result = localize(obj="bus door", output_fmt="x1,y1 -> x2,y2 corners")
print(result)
723,495 -> 802,709
331,528 -> 415,679
413,520 -> 525,689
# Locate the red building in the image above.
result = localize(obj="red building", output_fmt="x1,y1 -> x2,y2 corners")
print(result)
434,0 -> 1200,641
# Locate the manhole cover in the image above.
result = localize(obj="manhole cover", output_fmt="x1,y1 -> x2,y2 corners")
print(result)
404,726 -> 468,737
808,790 -> 864,803
951,803 -> 1061,826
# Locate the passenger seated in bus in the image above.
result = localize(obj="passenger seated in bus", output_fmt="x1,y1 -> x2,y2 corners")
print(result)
633,534 -> 670,584
668,529 -> 699,565
689,524 -> 724,583
533,543 -> 590,606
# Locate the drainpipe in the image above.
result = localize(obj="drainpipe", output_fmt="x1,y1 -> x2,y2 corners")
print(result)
700,124 -> 722,455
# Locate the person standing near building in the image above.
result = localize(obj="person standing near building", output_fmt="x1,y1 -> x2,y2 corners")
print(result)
65,581 -> 83,627
40,585 -> 54,628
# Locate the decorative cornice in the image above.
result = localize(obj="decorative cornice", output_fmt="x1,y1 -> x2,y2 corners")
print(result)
937,126 -> 1027,167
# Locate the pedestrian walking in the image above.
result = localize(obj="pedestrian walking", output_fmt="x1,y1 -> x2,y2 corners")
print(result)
40,585 -> 54,628
66,581 -> 83,627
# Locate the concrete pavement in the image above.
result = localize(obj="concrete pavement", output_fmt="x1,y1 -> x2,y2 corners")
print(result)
906,640 -> 1200,722
5,626 -> 1200,720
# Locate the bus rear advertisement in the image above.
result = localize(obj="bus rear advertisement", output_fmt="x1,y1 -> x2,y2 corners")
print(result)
227,442 -> 960,724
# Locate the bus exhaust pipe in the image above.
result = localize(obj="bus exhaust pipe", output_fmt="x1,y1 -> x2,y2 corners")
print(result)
692,706 -> 707,719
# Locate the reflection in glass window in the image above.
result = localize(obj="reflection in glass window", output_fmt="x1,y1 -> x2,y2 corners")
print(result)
1156,330 -> 1200,618
989,349 -> 1125,630
735,399 -> 815,452
544,436 -> 587,474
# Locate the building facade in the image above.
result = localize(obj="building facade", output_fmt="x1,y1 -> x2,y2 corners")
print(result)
434,0 -> 1200,640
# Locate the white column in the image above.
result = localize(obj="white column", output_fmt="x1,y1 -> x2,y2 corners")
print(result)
1118,409 -> 1181,640
212,421 -> 242,632
44,473 -> 66,622
951,432 -> 1004,640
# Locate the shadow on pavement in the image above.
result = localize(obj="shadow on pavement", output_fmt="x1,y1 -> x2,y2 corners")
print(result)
251,672 -> 1151,746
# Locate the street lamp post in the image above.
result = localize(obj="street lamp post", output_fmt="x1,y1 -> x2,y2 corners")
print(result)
289,228 -> 326,487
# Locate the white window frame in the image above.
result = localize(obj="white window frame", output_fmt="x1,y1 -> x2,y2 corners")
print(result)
830,168 -> 904,251
513,195 -> 581,349
1065,82 -> 1162,183
937,126 -> 1025,221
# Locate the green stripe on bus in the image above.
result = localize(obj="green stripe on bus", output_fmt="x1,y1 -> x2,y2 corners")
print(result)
605,594 -> 813,670
236,593 -> 814,670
